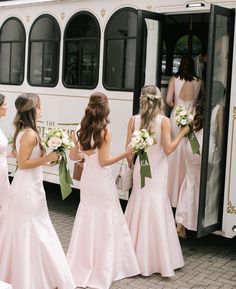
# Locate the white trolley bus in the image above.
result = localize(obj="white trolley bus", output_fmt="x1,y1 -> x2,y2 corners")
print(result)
0,0 -> 236,238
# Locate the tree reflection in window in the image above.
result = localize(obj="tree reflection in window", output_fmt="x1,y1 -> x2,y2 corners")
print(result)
28,15 -> 60,87
0,18 -> 25,85
63,12 -> 100,89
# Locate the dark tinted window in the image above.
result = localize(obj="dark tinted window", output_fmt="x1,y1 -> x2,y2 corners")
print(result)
0,18 -> 25,85
28,15 -> 60,87
103,8 -> 137,90
63,12 -> 100,88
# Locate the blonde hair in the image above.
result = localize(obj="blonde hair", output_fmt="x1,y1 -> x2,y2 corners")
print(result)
139,85 -> 163,132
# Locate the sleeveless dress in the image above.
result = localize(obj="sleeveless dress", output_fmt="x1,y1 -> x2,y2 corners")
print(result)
175,129 -> 203,230
125,115 -> 184,277
0,128 -> 10,233
168,76 -> 201,207
67,149 -> 140,289
0,130 -> 75,289
0,128 -> 10,266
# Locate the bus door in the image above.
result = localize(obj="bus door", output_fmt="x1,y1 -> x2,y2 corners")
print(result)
133,10 -> 164,114
197,5 -> 235,237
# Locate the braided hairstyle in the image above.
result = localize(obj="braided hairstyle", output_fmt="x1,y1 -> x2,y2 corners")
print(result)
78,92 -> 110,150
139,85 -> 163,133
13,93 -> 44,153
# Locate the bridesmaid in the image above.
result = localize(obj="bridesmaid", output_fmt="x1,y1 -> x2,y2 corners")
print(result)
67,92 -> 140,289
166,56 -> 203,208
0,94 -> 10,230
125,85 -> 188,277
175,88 -> 205,238
0,93 -> 75,289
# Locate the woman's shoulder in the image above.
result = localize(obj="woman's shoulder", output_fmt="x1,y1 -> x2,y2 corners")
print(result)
19,129 -> 38,144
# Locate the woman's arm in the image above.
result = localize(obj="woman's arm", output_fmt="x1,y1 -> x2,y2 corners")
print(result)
17,130 -> 58,169
125,116 -> 135,167
166,77 -> 175,108
98,129 -> 133,167
161,116 -> 189,155
69,131 -> 84,161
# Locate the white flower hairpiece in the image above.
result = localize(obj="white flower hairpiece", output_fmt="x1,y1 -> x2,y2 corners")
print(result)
146,93 -> 162,100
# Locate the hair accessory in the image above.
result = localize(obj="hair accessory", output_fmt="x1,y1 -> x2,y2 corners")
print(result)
146,93 -> 162,101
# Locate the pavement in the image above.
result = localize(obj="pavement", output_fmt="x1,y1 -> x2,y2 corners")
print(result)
46,183 -> 236,289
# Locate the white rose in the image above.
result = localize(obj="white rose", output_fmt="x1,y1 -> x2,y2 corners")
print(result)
47,136 -> 62,149
180,119 -> 187,126
180,110 -> 187,116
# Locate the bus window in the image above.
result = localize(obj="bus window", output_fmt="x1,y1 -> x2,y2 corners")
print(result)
103,8 -> 137,91
28,15 -> 60,87
0,18 -> 25,85
63,12 -> 100,89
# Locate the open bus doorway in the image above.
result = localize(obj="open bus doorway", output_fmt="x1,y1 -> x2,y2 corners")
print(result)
133,5 -> 235,238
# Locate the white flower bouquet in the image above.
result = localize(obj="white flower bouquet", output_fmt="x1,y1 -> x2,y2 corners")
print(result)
131,129 -> 153,188
175,105 -> 200,155
43,128 -> 75,200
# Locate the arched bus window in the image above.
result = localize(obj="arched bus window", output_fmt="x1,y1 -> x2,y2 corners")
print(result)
103,8 -> 137,91
173,34 -> 202,74
63,12 -> 100,89
28,15 -> 60,87
0,18 -> 25,85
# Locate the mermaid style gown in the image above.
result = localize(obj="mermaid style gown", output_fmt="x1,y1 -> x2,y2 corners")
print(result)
67,149 -> 140,289
125,115 -> 184,277
0,130 -> 75,289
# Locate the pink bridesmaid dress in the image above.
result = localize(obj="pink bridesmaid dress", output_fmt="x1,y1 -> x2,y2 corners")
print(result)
125,115 -> 184,277
175,129 -> 203,230
0,131 -> 75,289
0,128 -> 10,222
167,76 -> 201,207
67,149 -> 140,289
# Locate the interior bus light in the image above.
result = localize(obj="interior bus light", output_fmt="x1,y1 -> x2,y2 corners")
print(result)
186,3 -> 205,8
232,225 -> 236,232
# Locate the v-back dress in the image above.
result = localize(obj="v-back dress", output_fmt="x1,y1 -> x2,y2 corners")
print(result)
67,148 -> 140,289
125,115 -> 184,277
168,76 -> 201,207
0,130 -> 75,289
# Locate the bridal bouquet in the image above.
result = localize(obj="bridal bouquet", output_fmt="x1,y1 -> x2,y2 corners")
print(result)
43,128 -> 75,200
131,129 -> 154,188
175,105 -> 200,155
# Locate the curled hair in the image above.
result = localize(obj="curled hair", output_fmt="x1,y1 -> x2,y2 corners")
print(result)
193,88 -> 205,132
13,93 -> 44,152
139,85 -> 163,133
0,93 -> 5,107
176,55 -> 197,81
78,92 -> 110,150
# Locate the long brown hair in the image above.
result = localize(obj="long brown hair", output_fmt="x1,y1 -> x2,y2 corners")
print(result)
139,85 -> 163,133
0,93 -> 5,106
13,93 -> 44,152
193,88 -> 205,132
78,92 -> 110,150
176,55 -> 197,81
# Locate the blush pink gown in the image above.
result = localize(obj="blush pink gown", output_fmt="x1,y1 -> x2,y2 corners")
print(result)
0,130 -> 75,289
175,129 -> 203,230
125,115 -> 184,277
0,128 -> 10,259
67,149 -> 140,289
0,128 -> 10,220
167,77 -> 201,207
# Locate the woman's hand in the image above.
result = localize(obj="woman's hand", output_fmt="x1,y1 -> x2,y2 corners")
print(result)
180,125 -> 190,136
125,143 -> 134,158
46,151 -> 60,163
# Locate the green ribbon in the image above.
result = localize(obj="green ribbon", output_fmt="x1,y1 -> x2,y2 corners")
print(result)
138,151 -> 152,188
58,150 -> 73,200
188,131 -> 200,155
